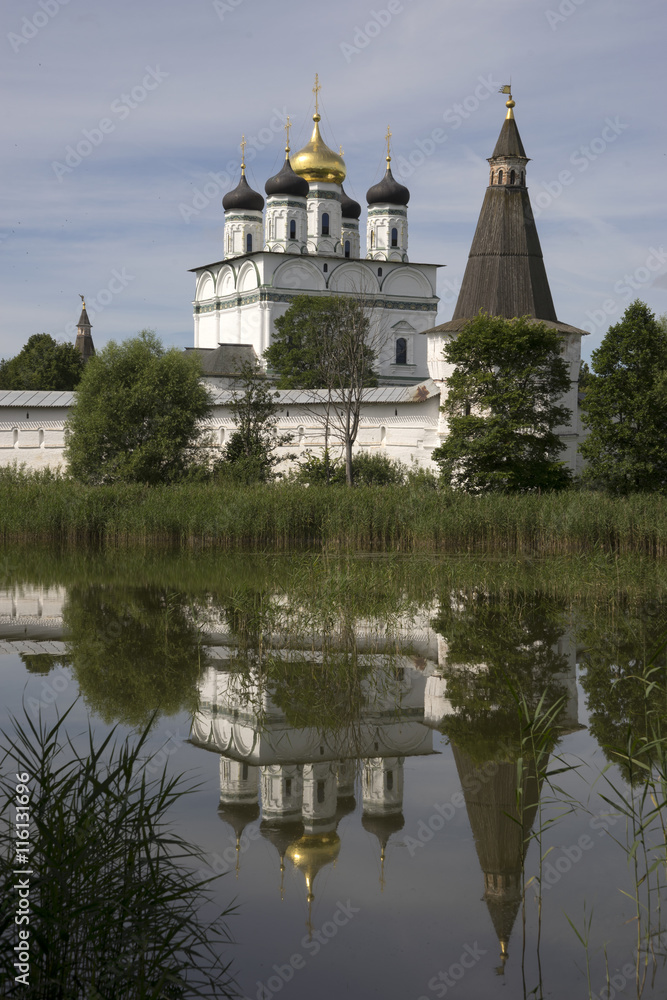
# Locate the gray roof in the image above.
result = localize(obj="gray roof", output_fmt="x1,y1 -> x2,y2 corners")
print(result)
425,316 -> 588,337
0,390 -> 75,407
207,379 -> 440,406
186,344 -> 257,376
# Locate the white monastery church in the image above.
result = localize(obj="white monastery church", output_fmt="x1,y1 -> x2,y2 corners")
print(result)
0,81 -> 587,473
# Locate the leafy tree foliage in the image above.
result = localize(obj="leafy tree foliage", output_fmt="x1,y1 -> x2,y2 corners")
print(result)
64,330 -> 212,484
264,295 -> 378,390
580,301 -> 667,493
221,361 -> 290,482
578,599 -> 667,783
63,586 -> 204,727
431,591 -> 570,761
0,333 -> 84,391
265,295 -> 380,485
431,314 -> 572,493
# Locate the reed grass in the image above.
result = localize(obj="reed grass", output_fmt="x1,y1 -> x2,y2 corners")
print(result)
0,706 -> 236,999
0,467 -> 665,553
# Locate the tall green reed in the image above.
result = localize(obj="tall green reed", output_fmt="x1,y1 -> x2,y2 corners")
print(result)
0,706 -> 236,999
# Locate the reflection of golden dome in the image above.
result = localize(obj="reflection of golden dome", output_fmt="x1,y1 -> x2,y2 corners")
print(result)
291,114 -> 346,186
286,831 -> 341,893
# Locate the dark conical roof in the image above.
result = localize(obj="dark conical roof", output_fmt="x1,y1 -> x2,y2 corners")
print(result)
222,173 -> 264,212
434,106 -> 563,329
77,304 -> 91,329
366,165 -> 409,206
341,185 -> 361,220
452,744 -> 542,957
265,154 -> 309,199
491,116 -> 527,159
450,185 -> 557,322
75,299 -> 95,361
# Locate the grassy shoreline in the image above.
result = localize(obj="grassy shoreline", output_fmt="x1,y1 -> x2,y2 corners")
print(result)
0,471 -> 665,553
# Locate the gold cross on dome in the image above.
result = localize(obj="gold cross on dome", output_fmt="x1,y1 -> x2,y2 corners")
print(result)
339,144 -> 344,156
240,134 -> 247,173
313,73 -> 321,115
285,116 -> 292,151
386,125 -> 392,161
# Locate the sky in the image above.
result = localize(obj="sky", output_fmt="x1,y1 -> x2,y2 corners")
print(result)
2,0 -> 665,363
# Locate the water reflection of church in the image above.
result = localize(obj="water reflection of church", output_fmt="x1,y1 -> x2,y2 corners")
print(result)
189,625 -> 581,964
0,583 -> 582,968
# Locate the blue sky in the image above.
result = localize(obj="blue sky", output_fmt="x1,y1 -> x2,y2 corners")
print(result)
2,0 -> 665,362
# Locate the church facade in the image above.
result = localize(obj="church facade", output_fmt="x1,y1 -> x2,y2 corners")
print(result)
191,82 -> 440,385
0,87 -> 587,474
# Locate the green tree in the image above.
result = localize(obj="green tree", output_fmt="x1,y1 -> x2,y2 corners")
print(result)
431,314 -> 572,492
265,294 -> 378,390
0,333 -> 84,391
64,330 -> 212,484
431,590 -> 570,761
265,295 -> 380,486
580,301 -> 667,493
222,361 -> 290,482
63,587 -> 204,728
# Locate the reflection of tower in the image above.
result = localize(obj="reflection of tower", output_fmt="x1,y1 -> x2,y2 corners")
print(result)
452,745 -> 542,974
362,756 -> 405,889
287,762 -> 340,937
336,759 -> 356,823
261,763 -> 303,821
337,759 -> 356,799
260,763 -> 305,898
218,758 -> 260,877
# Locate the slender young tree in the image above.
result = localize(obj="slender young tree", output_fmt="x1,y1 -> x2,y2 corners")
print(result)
223,361 -> 291,482
265,294 -> 380,486
580,300 -> 667,493
431,314 -> 572,492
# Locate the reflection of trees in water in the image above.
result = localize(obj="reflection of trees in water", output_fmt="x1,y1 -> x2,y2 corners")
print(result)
578,600 -> 667,781
63,587 -> 205,727
432,591 -> 571,761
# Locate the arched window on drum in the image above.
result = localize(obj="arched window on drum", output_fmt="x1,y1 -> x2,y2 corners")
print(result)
395,337 -> 407,365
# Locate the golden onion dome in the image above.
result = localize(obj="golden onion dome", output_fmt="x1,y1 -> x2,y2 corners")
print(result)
291,113 -> 346,186
286,831 -> 341,885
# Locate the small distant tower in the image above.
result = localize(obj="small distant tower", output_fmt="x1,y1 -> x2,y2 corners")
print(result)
264,118 -> 310,254
75,295 -> 95,361
366,127 -> 410,262
222,136 -> 265,259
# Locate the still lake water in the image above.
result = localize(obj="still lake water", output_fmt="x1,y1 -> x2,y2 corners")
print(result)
1,549 -> 666,999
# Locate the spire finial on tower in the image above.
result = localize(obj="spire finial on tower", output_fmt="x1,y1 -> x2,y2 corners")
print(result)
499,83 -> 515,119
240,134 -> 247,175
385,125 -> 392,164
79,293 -> 85,308
313,73 -> 321,121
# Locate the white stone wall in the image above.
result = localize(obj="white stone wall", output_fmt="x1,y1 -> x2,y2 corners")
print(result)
0,405 -> 70,471
0,392 -> 443,473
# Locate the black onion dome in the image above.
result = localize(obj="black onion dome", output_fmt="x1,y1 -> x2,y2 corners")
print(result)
366,166 -> 410,207
340,186 -> 361,220
265,156 -> 309,199
222,174 -> 264,212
